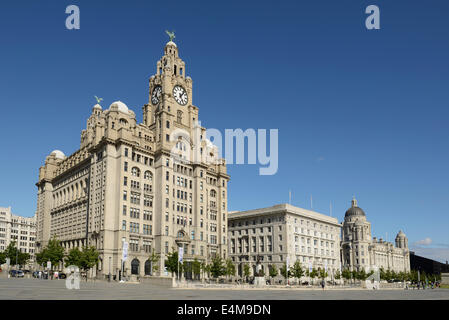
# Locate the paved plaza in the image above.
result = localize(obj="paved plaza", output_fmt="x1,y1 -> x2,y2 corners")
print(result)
0,278 -> 448,300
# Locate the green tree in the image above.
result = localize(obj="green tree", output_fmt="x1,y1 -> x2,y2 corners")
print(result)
182,261 -> 191,278
379,267 -> 387,280
319,269 -> 328,280
192,258 -> 201,280
280,263 -> 291,283
65,247 -> 83,268
268,264 -> 278,282
291,261 -> 304,284
4,241 -> 30,267
309,268 -> 318,285
210,255 -> 226,278
243,264 -> 251,282
0,251 -> 5,265
148,249 -> 160,275
80,246 -> 100,279
164,250 -> 179,277
334,270 -> 341,280
341,268 -> 352,281
36,237 -> 64,270
225,259 -> 236,279
200,261 -> 208,280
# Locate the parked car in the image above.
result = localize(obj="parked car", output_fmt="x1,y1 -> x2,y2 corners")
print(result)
10,270 -> 25,277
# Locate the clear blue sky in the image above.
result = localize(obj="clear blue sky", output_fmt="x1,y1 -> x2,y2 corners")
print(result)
1,0 -> 448,262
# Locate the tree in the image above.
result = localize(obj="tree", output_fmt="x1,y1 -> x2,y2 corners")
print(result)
3,241 -> 30,268
379,267 -> 387,281
65,247 -> 83,268
334,270 -> 341,280
0,251 -> 5,265
225,259 -> 236,279
182,261 -> 192,278
148,249 -> 160,275
291,261 -> 304,285
280,263 -> 291,283
309,268 -> 318,285
243,264 -> 251,282
210,255 -> 226,279
268,264 -> 278,282
341,269 -> 352,281
319,269 -> 328,280
80,246 -> 100,279
36,236 -> 64,269
192,258 -> 201,280
200,261 -> 209,280
356,269 -> 370,281
164,250 -> 179,277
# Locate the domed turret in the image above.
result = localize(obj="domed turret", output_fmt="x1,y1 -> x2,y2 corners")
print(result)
345,197 -> 366,218
50,150 -> 66,160
109,101 -> 129,114
395,230 -> 408,249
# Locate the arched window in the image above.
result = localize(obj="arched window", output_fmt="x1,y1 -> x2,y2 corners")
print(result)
144,171 -> 152,181
131,258 -> 140,275
131,167 -> 140,177
144,260 -> 152,276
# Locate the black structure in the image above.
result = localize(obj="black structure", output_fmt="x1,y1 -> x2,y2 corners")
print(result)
410,251 -> 449,275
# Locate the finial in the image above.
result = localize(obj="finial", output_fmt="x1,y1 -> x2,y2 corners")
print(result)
94,96 -> 103,105
351,196 -> 358,207
165,30 -> 176,42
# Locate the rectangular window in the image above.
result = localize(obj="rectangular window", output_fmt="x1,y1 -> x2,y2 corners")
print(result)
124,162 -> 128,172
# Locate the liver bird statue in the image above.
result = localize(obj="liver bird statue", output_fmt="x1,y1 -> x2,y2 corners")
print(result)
94,96 -> 103,104
165,30 -> 176,42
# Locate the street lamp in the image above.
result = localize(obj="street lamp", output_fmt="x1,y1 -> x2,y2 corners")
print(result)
109,256 -> 111,282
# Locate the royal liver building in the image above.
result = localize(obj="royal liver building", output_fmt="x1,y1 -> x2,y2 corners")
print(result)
35,38 -> 230,278
341,198 -> 410,273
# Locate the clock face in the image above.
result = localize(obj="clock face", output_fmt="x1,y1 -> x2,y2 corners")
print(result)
173,85 -> 188,106
151,85 -> 162,105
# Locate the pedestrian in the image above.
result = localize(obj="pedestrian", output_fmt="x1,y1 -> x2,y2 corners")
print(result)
321,279 -> 325,290
39,271 -> 42,279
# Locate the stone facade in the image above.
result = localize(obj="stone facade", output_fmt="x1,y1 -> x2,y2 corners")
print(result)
0,206 -> 36,268
228,204 -> 342,279
341,198 -> 410,273
35,40 -> 230,279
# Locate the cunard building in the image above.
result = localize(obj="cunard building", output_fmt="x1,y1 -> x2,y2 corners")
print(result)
35,37 -> 230,279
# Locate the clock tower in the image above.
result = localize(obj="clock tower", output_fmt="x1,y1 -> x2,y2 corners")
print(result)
143,40 -> 200,154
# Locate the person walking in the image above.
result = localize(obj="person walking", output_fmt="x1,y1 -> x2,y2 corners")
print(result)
321,279 -> 325,291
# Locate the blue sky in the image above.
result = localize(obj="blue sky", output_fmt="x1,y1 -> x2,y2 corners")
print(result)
0,0 -> 448,262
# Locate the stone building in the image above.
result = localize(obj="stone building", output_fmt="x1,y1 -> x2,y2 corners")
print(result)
341,197 -> 410,273
0,206 -> 36,269
228,204 -> 342,279
35,39 -> 230,279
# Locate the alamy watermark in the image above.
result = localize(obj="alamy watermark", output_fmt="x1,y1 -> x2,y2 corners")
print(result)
169,121 -> 278,175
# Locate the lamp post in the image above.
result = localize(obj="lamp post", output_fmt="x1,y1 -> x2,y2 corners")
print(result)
108,256 -> 111,282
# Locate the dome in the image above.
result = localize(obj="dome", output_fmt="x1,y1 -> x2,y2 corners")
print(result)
345,197 -> 366,217
93,104 -> 102,110
109,101 -> 129,113
50,150 -> 66,160
166,41 -> 177,47
396,230 -> 406,238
